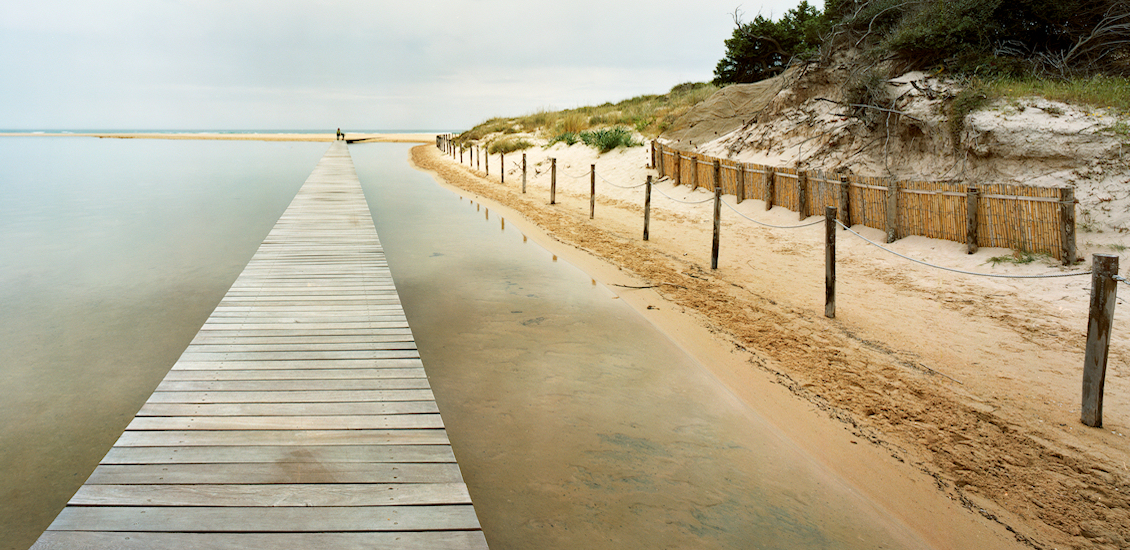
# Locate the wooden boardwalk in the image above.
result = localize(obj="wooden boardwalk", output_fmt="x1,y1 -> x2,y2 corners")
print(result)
33,142 -> 488,549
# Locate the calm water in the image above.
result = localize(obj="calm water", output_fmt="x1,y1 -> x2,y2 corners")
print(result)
0,137 -> 328,550
1,139 -> 925,550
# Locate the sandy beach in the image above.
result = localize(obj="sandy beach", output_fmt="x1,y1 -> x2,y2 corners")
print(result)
0,132 -> 437,143
413,141 -> 1130,550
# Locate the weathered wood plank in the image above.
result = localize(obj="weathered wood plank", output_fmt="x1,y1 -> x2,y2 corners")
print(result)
69,482 -> 470,506
87,463 -> 465,484
162,368 -> 426,381
137,401 -> 439,417
101,445 -> 455,465
171,358 -> 425,370
125,414 -> 444,431
32,531 -> 489,550
113,429 -> 450,447
146,389 -> 435,403
48,505 -> 481,532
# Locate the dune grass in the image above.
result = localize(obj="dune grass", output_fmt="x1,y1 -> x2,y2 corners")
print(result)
455,81 -> 718,149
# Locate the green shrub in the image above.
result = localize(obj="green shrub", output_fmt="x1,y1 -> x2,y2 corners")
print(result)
546,132 -> 580,147
488,137 -> 533,154
713,1 -> 831,85
579,127 -> 640,153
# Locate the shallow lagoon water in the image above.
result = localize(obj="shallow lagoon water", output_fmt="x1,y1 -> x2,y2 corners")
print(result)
1,140 -> 926,550
353,145 -> 927,549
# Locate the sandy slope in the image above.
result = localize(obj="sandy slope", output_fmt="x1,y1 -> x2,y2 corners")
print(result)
416,141 -> 1130,550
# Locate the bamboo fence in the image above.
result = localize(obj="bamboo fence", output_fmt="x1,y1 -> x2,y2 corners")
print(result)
655,142 -> 1076,263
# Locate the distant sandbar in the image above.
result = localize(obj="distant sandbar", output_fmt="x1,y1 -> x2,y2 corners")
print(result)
0,132 -> 437,143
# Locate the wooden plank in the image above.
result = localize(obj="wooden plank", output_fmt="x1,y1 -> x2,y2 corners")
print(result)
32,531 -> 489,550
125,414 -> 444,431
113,429 -> 450,447
162,368 -> 426,381
154,379 -> 431,392
70,482 -> 470,506
137,401 -> 439,417
47,505 -> 482,532
171,359 -> 425,370
101,445 -> 456,465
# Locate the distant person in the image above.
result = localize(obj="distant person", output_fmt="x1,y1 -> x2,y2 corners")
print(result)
336,128 -> 343,140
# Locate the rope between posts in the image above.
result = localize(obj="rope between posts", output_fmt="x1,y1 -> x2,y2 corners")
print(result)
722,200 -> 825,229
1115,275 -> 1130,287
654,185 -> 717,204
836,220 -> 1092,279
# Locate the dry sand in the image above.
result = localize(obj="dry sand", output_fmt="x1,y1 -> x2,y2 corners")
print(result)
415,141 -> 1130,550
0,132 -> 437,143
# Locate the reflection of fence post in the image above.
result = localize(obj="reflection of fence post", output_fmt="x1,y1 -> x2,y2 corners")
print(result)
737,164 -> 746,204
797,170 -> 808,220
1061,187 -> 1077,265
966,187 -> 980,254
522,154 -> 527,194
765,168 -> 776,211
712,165 -> 722,270
886,178 -> 900,243
839,176 -> 852,227
550,158 -> 557,205
1082,254 -> 1119,427
644,175 -> 652,241
826,206 -> 836,319
589,164 -> 596,219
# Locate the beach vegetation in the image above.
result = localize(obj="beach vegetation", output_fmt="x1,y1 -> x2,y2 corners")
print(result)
579,127 -> 640,153
546,132 -> 580,147
456,80 -> 718,144
487,137 -> 534,155
714,1 -> 829,85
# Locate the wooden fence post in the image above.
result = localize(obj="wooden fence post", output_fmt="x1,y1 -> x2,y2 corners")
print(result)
691,155 -> 699,190
765,168 -> 776,211
644,175 -> 652,241
797,170 -> 809,220
522,153 -> 527,194
826,206 -> 836,318
550,158 -> 557,205
476,146 -> 481,171
712,175 -> 722,270
886,178 -> 900,243
460,146 -> 464,164
500,152 -> 505,183
485,151 -> 489,176
1061,187 -> 1077,265
657,144 -> 665,177
966,187 -> 980,254
674,153 -> 682,186
737,164 -> 746,204
839,176 -> 852,227
650,141 -> 656,169
1082,254 -> 1119,427
590,164 -> 596,219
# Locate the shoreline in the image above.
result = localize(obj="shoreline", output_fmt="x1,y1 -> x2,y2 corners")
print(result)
0,132 -> 438,143
409,141 -> 1130,550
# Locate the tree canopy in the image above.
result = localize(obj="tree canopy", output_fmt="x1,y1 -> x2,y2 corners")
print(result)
712,1 -> 829,85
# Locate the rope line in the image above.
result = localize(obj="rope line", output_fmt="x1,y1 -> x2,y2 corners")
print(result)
722,199 -> 825,229
836,220 -> 1091,279
654,185 -> 716,204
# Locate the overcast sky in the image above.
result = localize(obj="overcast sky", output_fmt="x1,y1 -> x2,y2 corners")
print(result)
2,0 -> 809,131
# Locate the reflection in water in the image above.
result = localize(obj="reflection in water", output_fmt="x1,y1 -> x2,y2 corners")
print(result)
353,145 -> 926,550
0,137 -> 328,550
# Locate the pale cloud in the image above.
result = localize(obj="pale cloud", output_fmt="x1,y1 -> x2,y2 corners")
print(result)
0,0 -> 811,130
